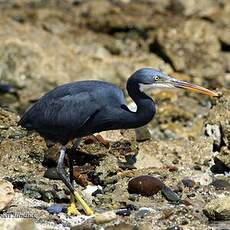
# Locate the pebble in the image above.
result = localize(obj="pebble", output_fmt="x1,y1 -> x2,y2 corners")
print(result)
105,223 -> 136,230
135,207 -> 153,219
166,226 -> 182,230
44,167 -> 60,180
70,211 -> 117,229
47,204 -> 65,214
0,83 -> 11,93
135,126 -> 151,142
210,179 -> 230,190
193,165 -> 202,170
83,185 -> 103,197
211,158 -> 230,174
115,208 -> 132,217
41,191 -> 54,202
0,179 -> 15,211
95,211 -> 117,224
161,186 -> 180,203
181,178 -> 195,188
128,175 -> 164,196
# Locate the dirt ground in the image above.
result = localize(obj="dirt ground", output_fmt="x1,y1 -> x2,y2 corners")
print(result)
0,0 -> 229,229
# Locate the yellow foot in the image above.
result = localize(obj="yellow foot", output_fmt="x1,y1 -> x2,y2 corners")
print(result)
74,192 -> 94,216
67,202 -> 80,216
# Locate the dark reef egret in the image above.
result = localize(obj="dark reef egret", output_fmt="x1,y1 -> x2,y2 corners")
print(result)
19,68 -> 218,215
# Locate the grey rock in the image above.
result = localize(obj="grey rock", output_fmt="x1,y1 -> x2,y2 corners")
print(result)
0,179 -> 14,211
205,124 -> 221,148
0,219 -> 41,230
203,196 -> 230,220
161,186 -> 180,203
135,126 -> 151,142
44,167 -> 60,180
156,19 -> 224,79
210,179 -> 230,190
168,0 -> 219,17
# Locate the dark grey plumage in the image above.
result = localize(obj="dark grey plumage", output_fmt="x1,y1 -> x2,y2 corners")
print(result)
19,81 -> 125,143
19,72 -> 157,145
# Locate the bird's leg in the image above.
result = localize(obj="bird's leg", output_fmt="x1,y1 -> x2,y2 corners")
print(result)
57,146 -> 94,216
67,150 -> 80,216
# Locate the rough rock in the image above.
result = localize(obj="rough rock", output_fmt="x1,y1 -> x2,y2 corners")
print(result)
155,19 -> 224,79
0,1 -> 229,229
135,126 -> 151,142
0,179 -> 14,211
217,147 -> 230,169
95,211 -> 117,224
206,91 -> 230,149
134,144 -> 163,169
0,16 -> 172,111
95,154 -> 119,185
168,0 -> 220,17
0,219 -> 41,230
203,196 -> 230,220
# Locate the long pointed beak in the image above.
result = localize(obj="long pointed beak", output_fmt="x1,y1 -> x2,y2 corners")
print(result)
169,79 -> 218,97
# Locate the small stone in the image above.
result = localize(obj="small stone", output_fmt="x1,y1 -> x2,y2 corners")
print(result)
106,223 -> 136,230
217,147 -> 230,169
41,191 -> 54,202
73,171 -> 89,187
166,226 -> 182,230
47,204 -> 65,214
0,179 -> 15,211
135,126 -> 151,142
210,179 -> 230,190
44,167 -> 60,180
83,185 -> 103,196
128,175 -> 164,196
161,186 -> 180,203
205,124 -> 221,149
53,190 -> 69,201
165,165 -> 178,172
95,211 -> 117,224
135,207 -> 153,219
210,157 -> 230,174
203,196 -> 230,220
194,165 -> 202,170
182,178 -> 195,188
115,208 -> 132,217
0,84 -> 11,93
181,198 -> 193,206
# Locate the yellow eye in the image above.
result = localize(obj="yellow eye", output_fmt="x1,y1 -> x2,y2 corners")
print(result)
155,76 -> 160,81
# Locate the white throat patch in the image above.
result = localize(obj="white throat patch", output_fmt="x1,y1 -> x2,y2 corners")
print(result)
139,83 -> 174,93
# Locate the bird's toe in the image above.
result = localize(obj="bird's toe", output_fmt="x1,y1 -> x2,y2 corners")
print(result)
67,202 -> 80,216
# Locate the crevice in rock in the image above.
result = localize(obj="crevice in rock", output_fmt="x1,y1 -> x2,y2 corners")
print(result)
86,24 -> 151,40
213,124 -> 226,152
200,16 -> 215,23
220,40 -> 230,52
210,157 -> 230,174
149,39 -> 175,70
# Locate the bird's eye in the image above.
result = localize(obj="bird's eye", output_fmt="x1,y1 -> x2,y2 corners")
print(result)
154,76 -> 160,81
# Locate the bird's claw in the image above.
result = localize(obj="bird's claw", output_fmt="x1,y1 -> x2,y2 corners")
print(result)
67,202 -> 80,216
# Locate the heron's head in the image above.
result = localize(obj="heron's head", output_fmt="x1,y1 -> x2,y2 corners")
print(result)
128,68 -> 218,97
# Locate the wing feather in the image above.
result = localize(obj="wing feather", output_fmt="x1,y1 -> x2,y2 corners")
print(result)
20,91 -> 101,134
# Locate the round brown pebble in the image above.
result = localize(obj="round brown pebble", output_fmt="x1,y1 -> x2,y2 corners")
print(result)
128,175 -> 164,196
